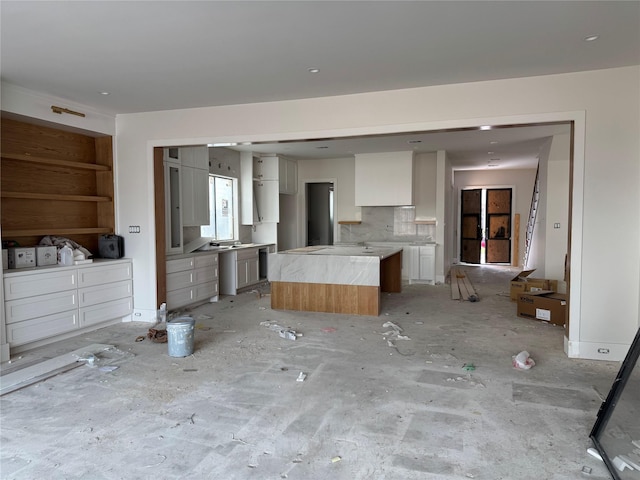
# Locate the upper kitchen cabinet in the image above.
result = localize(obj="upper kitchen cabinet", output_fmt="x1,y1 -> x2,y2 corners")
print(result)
181,146 -> 209,170
253,155 -> 279,181
355,151 -> 414,206
278,156 -> 298,195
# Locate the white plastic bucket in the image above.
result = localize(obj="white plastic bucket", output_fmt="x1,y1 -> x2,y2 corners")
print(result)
167,316 -> 195,357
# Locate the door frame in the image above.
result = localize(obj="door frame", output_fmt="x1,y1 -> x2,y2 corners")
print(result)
297,177 -> 338,247
458,184 -> 517,265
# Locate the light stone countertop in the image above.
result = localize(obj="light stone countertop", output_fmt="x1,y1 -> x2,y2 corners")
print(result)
268,245 -> 402,286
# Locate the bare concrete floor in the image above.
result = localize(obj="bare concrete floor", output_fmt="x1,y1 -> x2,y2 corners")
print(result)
0,265 -> 619,479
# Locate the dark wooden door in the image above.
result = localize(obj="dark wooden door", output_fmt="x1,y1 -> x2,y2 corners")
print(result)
486,188 -> 512,263
461,189 -> 482,264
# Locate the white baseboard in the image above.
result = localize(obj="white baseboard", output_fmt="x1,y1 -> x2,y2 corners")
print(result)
131,309 -> 157,323
565,336 -> 630,361
0,342 -> 10,363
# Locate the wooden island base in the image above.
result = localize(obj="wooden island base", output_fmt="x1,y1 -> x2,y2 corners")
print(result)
270,250 -> 402,316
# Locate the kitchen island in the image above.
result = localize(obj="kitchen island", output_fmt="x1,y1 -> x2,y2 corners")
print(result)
268,245 -> 402,316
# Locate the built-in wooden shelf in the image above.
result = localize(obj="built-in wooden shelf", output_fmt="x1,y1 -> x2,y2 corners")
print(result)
1,192 -> 111,202
414,219 -> 436,225
1,153 -> 111,171
2,227 -> 113,237
338,221 -> 362,225
1,118 -> 115,253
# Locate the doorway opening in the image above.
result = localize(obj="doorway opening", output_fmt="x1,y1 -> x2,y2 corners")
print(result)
306,182 -> 334,246
460,187 -> 513,265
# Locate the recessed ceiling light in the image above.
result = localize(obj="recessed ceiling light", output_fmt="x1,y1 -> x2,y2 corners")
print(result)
490,141 -> 498,144
407,140 -> 422,144
480,125 -> 492,131
99,91 -> 110,95
308,68 -> 320,73
584,34 -> 599,42
488,151 -> 495,154
487,164 -> 499,168
316,146 -> 328,149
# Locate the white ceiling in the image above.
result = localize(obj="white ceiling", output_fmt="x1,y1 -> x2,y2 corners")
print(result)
1,1 -> 638,169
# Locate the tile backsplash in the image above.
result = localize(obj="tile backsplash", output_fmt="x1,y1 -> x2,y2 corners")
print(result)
340,206 -> 435,243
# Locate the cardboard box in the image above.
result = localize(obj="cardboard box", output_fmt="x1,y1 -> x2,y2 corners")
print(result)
36,246 -> 57,266
517,291 -> 567,326
510,269 -> 558,301
8,247 -> 36,269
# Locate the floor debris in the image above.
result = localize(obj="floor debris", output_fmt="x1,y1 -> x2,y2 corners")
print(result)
462,363 -> 476,371
331,456 -> 342,463
147,328 -> 167,343
512,351 -> 535,370
296,372 -> 307,382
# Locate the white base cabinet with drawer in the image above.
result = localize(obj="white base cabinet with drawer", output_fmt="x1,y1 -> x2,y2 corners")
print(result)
3,259 -> 133,350
219,248 -> 260,295
166,252 -> 219,310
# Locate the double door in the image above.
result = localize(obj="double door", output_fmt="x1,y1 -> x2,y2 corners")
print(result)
461,188 -> 512,264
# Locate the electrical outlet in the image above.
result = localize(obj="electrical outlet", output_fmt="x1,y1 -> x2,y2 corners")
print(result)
598,348 -> 610,354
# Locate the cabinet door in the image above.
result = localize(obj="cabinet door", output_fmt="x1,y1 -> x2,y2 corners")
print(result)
181,146 -> 209,169
167,257 -> 195,274
236,259 -> 249,288
165,162 -> 183,254
5,290 -> 77,324
254,156 -> 278,180
419,246 -> 436,282
182,167 -> 210,226
247,258 -> 259,285
407,246 -> 420,280
279,158 -> 287,193
254,181 -> 279,223
286,159 -> 298,194
240,152 -> 255,225
79,280 -> 132,307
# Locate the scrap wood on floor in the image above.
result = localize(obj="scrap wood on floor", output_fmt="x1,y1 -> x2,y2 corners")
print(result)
450,267 -> 479,302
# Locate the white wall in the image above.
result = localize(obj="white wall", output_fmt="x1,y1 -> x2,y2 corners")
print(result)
454,168 -> 538,268
5,66 -> 638,360
414,152 -> 438,219
545,134 -> 571,280
296,157 -> 358,245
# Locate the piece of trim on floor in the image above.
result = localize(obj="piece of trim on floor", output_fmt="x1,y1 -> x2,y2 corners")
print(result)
0,344 -> 114,396
450,268 -> 478,301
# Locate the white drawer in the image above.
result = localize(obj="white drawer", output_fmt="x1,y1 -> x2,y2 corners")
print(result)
167,270 -> 193,292
7,310 -> 78,346
79,297 -> 132,327
78,262 -> 132,287
193,265 -> 218,284
4,269 -> 77,300
166,286 -> 194,310
236,248 -> 258,261
78,280 -> 132,307
193,280 -> 218,302
5,290 -> 77,324
166,257 -> 194,274
194,253 -> 218,269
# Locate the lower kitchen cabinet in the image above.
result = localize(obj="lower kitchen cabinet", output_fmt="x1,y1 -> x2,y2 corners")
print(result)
408,244 -> 436,284
166,252 -> 219,310
219,247 -> 260,295
3,259 -> 133,349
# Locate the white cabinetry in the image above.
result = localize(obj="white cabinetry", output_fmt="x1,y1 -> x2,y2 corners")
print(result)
355,151 -> 414,206
240,152 -> 257,225
4,260 -> 133,348
219,248 -> 260,295
408,244 -> 436,284
181,166 -> 210,226
166,253 -> 219,310
181,146 -> 210,227
253,156 -> 279,180
254,181 -> 279,223
278,157 -> 298,194
164,161 -> 183,254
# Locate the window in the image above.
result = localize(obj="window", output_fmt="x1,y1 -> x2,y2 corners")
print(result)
201,175 -> 236,241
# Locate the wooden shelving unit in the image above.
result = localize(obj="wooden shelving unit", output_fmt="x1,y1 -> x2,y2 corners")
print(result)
1,118 -> 115,254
